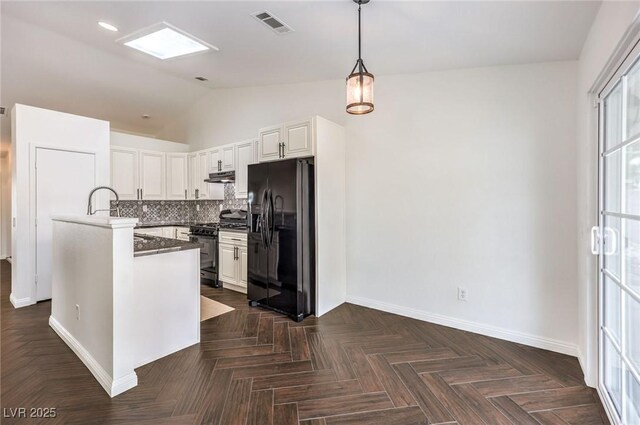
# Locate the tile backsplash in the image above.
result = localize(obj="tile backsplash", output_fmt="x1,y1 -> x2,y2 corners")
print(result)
111,183 -> 248,225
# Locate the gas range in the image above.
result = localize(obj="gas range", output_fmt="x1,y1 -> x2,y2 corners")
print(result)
189,223 -> 219,237
219,209 -> 248,232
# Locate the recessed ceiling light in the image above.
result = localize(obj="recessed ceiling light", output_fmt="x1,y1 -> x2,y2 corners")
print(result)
195,76 -> 208,81
142,114 -> 151,119
117,22 -> 217,60
98,21 -> 119,32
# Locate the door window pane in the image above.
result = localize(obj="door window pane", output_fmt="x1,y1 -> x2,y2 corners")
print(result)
605,276 -> 622,343
606,83 -> 623,150
627,140 -> 640,216
624,365 -> 640,425
606,150 -> 622,213
604,216 -> 621,278
626,293 -> 640,372
627,61 -> 640,141
605,335 -> 623,416
626,218 -> 640,296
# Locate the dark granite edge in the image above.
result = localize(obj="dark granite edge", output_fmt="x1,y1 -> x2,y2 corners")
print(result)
133,234 -> 202,257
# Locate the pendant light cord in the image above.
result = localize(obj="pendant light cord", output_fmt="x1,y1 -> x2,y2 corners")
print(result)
358,2 -> 362,62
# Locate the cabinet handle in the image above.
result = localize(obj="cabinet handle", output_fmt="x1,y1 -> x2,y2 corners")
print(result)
185,189 -> 187,200
218,160 -> 221,171
281,142 -> 285,158
195,188 -> 199,199
140,188 -> 143,199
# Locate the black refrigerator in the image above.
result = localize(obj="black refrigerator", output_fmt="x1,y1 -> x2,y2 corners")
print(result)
247,158 -> 315,322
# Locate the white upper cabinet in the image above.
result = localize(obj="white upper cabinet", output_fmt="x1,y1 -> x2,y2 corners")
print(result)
235,140 -> 257,199
111,147 -> 139,200
258,125 -> 282,162
284,119 -> 313,157
221,144 -> 235,171
187,153 -> 199,199
198,151 -> 210,199
139,150 -> 165,200
258,119 -> 314,162
208,148 -> 222,172
166,153 -> 188,200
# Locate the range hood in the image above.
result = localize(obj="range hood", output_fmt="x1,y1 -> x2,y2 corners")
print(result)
204,170 -> 235,184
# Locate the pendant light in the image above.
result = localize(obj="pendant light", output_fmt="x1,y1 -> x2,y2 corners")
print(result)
346,0 -> 374,115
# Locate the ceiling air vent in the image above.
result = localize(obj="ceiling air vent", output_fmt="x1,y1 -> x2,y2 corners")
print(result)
251,11 -> 294,35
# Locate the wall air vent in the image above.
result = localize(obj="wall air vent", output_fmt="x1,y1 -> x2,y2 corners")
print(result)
251,11 -> 294,35
0,107 -> 6,116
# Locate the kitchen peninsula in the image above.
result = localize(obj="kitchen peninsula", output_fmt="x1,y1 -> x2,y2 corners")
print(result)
49,215 -> 201,397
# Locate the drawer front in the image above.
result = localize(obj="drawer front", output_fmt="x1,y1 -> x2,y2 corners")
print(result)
219,231 -> 247,247
175,227 -> 190,241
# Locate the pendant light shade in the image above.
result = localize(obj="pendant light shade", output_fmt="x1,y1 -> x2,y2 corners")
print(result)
346,0 -> 374,115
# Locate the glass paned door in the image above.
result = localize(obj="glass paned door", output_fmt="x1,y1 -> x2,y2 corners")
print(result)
599,55 -> 640,425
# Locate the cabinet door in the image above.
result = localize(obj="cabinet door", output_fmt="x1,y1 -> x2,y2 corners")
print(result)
139,150 -> 166,200
111,148 -> 139,200
258,125 -> 282,162
284,119 -> 313,158
235,140 -> 256,199
219,243 -> 238,284
209,149 -> 222,172
187,153 -> 198,199
221,145 -> 235,171
166,153 -> 188,200
197,151 -> 209,199
238,246 -> 248,288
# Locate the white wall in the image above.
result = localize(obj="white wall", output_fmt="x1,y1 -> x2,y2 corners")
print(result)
110,131 -> 189,153
576,1 -> 640,387
160,61 -> 580,354
0,148 -> 10,259
11,104 -> 110,308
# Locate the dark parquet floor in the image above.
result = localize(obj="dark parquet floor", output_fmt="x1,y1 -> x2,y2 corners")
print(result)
1,260 -> 609,424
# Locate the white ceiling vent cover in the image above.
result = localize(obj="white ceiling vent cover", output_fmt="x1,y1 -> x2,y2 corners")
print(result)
251,11 -> 294,35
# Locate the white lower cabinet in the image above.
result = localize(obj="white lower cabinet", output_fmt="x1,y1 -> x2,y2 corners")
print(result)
135,227 -> 163,237
218,231 -> 247,293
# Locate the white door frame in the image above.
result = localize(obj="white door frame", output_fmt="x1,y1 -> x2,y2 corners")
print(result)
28,143 -> 99,302
593,27 -> 640,425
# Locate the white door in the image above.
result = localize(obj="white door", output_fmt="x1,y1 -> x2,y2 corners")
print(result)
221,145 -> 235,171
238,246 -> 248,287
110,148 -> 138,200
187,153 -> 199,199
258,125 -> 282,162
36,148 -> 95,301
209,148 -> 222,172
219,244 -> 237,284
139,150 -> 165,200
597,53 -> 640,425
197,151 -> 210,199
284,119 -> 313,158
166,153 -> 188,200
235,140 -> 256,199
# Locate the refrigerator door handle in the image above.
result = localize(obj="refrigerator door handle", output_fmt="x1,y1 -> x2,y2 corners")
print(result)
261,188 -> 269,248
268,189 -> 275,246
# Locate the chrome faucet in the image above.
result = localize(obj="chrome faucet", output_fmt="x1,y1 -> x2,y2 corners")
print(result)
87,186 -> 121,217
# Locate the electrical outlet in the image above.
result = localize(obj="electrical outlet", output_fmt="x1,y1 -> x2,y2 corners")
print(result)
142,205 -> 148,213
196,204 -> 200,211
75,304 -> 80,320
457,287 -> 468,301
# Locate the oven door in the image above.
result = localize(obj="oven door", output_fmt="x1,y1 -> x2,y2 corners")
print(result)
190,234 -> 219,287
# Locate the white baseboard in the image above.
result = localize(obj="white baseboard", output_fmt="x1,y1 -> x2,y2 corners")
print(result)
346,295 -> 578,357
223,281 -> 247,294
49,316 -> 137,397
9,293 -> 33,308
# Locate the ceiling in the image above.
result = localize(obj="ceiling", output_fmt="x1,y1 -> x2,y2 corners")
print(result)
1,1 -> 601,142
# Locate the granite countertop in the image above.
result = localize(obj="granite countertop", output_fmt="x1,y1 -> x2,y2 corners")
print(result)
133,234 -> 202,257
